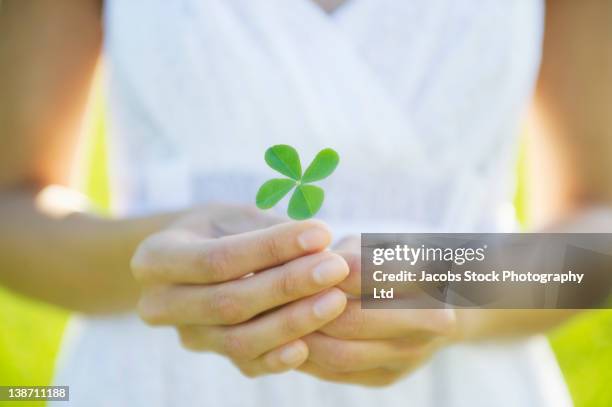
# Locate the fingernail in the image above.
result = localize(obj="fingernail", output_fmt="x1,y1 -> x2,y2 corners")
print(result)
297,227 -> 329,251
313,291 -> 345,319
279,345 -> 305,365
313,257 -> 348,285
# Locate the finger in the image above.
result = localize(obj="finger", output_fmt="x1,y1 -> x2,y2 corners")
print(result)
207,289 -> 347,361
132,219 -> 332,284
302,332 -> 431,373
237,340 -> 309,377
200,203 -> 287,235
138,252 -> 349,325
298,361 -> 403,387
335,250 -> 419,297
320,300 -> 457,340
335,251 -> 361,296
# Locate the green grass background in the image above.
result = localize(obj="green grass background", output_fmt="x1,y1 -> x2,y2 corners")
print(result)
0,84 -> 611,407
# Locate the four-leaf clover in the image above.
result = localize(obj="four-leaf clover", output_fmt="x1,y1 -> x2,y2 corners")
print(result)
256,145 -> 339,220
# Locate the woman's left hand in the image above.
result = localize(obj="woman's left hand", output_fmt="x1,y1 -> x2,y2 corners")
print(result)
298,236 -> 458,387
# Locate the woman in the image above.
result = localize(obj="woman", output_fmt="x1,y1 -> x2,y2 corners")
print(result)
1,0 -> 610,405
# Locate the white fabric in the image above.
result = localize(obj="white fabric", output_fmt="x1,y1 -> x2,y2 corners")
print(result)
53,0 -> 572,406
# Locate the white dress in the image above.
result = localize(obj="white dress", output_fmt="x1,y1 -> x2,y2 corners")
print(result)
53,0 -> 573,405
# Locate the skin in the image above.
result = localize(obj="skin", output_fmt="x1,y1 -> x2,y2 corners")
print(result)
1,0 -> 610,387
133,214 -> 350,375
311,0 -> 347,14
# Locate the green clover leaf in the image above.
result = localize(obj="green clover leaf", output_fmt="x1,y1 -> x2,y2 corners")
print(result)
256,145 -> 339,220
256,178 -> 296,209
264,144 -> 302,180
301,148 -> 339,183
288,184 -> 324,220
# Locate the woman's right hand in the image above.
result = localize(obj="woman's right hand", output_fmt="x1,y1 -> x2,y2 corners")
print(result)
130,205 -> 349,377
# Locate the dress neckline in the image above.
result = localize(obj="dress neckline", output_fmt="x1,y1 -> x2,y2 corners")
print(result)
309,0 -> 351,15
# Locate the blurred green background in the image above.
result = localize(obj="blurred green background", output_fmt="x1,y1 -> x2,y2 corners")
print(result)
0,80 -> 610,407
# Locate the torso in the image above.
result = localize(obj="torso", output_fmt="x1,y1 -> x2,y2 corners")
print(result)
51,1 -> 572,406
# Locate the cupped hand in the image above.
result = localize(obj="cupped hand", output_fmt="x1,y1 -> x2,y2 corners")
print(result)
299,236 -> 458,386
130,204 -> 350,377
